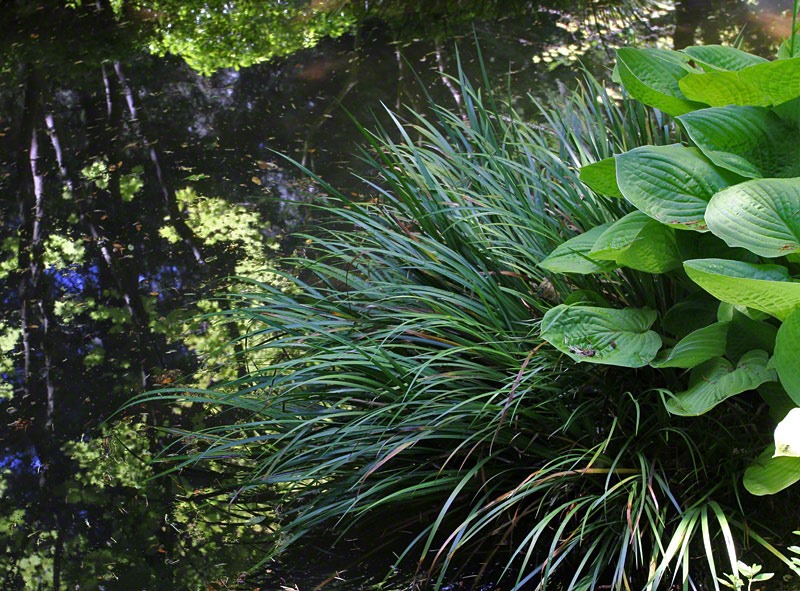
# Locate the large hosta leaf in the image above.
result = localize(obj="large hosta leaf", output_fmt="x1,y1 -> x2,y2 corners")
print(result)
681,45 -> 767,72
684,258 -> 800,320
677,106 -> 800,178
650,321 -> 729,368
665,350 -> 775,416
539,224 -> 616,274
616,145 -> 739,231
775,307 -> 800,405
679,57 -> 800,107
705,178 -> 800,258
590,211 -> 682,273
744,445 -> 800,495
774,408 -> 800,457
616,48 -> 705,116
541,305 -> 661,367
580,157 -> 623,198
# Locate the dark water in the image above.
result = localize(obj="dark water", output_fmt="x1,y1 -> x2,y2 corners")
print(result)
0,1 -> 788,589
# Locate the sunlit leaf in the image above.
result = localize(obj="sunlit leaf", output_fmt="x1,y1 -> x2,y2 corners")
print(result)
682,45 -> 768,71
684,258 -> 800,320
705,178 -> 800,258
744,445 -> 800,495
616,47 -> 704,116
679,57 -> 800,107
616,145 -> 738,231
677,106 -> 800,178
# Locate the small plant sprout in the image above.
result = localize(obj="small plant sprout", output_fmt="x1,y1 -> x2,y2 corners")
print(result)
717,562 -> 774,591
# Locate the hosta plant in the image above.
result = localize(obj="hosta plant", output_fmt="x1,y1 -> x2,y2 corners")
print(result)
539,35 -> 800,496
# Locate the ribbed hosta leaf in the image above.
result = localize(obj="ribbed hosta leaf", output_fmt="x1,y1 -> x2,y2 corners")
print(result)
580,157 -> 623,198
679,57 -> 800,107
682,45 -> 768,71
705,178 -> 800,258
774,408 -> 800,457
650,321 -> 729,368
539,224 -> 616,274
616,48 -> 705,116
744,445 -> 800,495
665,350 -> 775,416
589,211 -> 681,273
684,258 -> 800,320
775,307 -> 800,405
541,305 -> 661,367
677,106 -> 800,178
616,145 -> 738,231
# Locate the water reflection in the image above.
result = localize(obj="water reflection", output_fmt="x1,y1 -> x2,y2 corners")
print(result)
0,0 -> 788,588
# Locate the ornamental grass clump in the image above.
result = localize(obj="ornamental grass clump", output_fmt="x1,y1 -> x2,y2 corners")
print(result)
141,38 -> 800,591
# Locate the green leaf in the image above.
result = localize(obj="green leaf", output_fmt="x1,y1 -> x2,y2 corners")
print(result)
616,145 -> 739,231
726,311 -> 777,363
744,445 -> 800,495
774,95 -> 800,128
589,211 -> 682,273
759,382 -> 797,422
775,307 -> 800,404
616,47 -> 705,116
539,225 -> 617,274
665,350 -> 775,416
684,258 -> 800,320
677,106 -> 800,178
774,408 -> 800,457
682,45 -> 768,71
752,573 -> 775,583
540,305 -> 661,368
580,157 -> 623,198
651,321 -> 729,368
705,178 -> 800,258
662,294 -> 720,338
679,57 -> 800,107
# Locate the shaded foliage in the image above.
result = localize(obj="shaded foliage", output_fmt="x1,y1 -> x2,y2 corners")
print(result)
139,65 -> 790,589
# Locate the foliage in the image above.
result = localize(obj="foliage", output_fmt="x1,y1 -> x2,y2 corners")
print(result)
717,561 -> 774,591
131,0 -> 358,75
133,51 -> 798,589
538,37 -> 800,501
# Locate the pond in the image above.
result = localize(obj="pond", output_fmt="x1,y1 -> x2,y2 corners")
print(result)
0,1 -> 789,589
